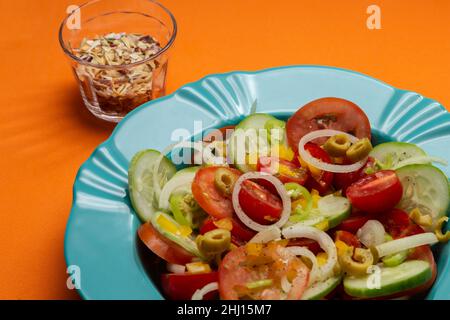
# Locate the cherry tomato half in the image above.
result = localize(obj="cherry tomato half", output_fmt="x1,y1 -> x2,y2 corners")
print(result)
238,180 -> 283,225
286,97 -> 371,152
346,170 -> 403,214
192,166 -> 241,219
138,222 -> 194,265
200,217 -> 256,245
302,143 -> 334,195
161,272 -> 218,300
257,156 -> 308,185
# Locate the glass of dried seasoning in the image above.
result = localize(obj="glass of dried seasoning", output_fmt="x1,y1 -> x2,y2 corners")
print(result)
59,0 -> 177,122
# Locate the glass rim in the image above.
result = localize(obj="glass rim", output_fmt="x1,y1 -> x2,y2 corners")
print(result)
58,0 -> 177,70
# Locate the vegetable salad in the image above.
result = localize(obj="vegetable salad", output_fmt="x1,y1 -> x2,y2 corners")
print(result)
129,97 -> 449,300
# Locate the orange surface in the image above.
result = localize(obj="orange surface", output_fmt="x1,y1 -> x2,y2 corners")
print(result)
0,0 -> 449,299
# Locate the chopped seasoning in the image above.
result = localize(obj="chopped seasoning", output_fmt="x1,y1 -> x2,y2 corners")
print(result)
72,32 -> 163,116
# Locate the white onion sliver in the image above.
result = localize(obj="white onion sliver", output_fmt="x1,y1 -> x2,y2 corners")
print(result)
249,226 -> 282,243
375,232 -> 438,258
298,129 -> 367,173
280,275 -> 292,294
152,141 -> 204,200
282,225 -> 337,281
191,282 -> 219,300
158,172 -> 196,210
287,246 -> 319,285
167,263 -> 186,274
232,172 -> 291,232
356,220 -> 386,248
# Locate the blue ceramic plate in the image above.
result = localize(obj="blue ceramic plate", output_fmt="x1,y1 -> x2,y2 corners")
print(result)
65,65 -> 450,300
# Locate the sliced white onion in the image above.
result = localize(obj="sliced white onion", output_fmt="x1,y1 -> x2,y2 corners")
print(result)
167,263 -> 186,274
232,172 -> 291,232
158,172 -> 196,210
298,129 -> 367,173
356,220 -> 386,248
249,226 -> 282,243
286,246 -> 319,285
282,225 -> 337,281
191,282 -> 219,300
280,275 -> 292,294
375,232 -> 438,258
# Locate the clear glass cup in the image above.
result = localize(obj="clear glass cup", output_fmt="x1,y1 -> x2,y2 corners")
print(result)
59,0 -> 177,122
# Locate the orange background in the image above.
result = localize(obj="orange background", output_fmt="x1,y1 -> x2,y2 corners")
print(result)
0,0 -> 449,299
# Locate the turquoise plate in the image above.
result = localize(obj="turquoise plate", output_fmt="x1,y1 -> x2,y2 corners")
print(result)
65,65 -> 450,300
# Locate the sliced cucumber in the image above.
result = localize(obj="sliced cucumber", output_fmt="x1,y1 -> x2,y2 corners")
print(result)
395,164 -> 449,229
229,114 -> 282,172
369,142 -> 427,170
317,195 -> 351,228
302,276 -> 342,300
128,150 -> 176,222
344,260 -> 432,298
150,211 -> 204,259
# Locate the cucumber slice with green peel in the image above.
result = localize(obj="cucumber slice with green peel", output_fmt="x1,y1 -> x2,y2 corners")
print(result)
369,142 -> 427,170
317,195 -> 351,228
128,150 -> 176,222
302,276 -> 342,300
395,164 -> 449,229
344,260 -> 432,298
150,211 -> 204,259
229,114 -> 282,172
173,166 -> 200,177
235,113 -> 280,131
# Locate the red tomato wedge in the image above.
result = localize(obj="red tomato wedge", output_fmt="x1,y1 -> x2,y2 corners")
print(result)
219,245 -> 310,300
192,167 -> 241,219
302,143 -> 334,195
161,272 -> 219,300
346,170 -> 403,214
333,157 -> 376,195
334,230 -> 361,248
238,180 -> 283,225
286,97 -> 371,152
200,217 -> 256,245
378,208 -> 425,239
257,156 -> 308,185
138,223 -> 194,265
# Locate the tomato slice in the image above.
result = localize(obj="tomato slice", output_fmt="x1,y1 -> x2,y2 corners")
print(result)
238,180 -> 283,225
200,217 -> 256,245
346,170 -> 403,214
219,245 -> 310,300
334,230 -> 361,248
286,97 -> 371,152
257,156 -> 308,185
301,143 -> 334,195
192,167 -> 241,219
333,157 -> 376,195
161,272 -> 218,300
138,222 -> 194,265
203,125 -> 235,143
